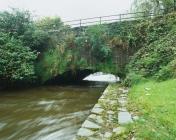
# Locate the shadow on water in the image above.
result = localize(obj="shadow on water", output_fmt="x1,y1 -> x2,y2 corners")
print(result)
0,81 -> 107,140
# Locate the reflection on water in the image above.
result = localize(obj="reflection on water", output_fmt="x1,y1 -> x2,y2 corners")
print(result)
0,84 -> 105,140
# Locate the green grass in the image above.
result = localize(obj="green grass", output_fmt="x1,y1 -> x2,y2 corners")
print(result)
127,79 -> 176,140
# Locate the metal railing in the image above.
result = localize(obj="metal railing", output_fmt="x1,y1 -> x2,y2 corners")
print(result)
64,12 -> 162,27
64,6 -> 176,28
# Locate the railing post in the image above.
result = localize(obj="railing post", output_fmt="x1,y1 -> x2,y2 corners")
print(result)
100,17 -> 102,24
80,19 -> 82,27
119,14 -> 122,22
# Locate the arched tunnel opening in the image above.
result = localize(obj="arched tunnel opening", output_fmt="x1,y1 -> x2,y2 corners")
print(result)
44,69 -> 119,86
44,69 -> 96,85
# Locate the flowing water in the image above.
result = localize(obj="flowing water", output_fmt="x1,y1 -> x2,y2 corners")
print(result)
0,83 -> 106,140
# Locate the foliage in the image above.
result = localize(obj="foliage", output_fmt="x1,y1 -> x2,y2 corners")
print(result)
21,29 -> 50,52
0,9 -> 50,85
126,13 -> 176,82
156,59 -> 176,80
34,17 -> 87,82
0,33 -> 37,83
36,42 -> 88,82
36,17 -> 67,45
83,25 -> 112,62
108,21 -> 140,48
132,0 -> 175,15
123,73 -> 147,87
35,47 -> 69,82
36,17 -> 63,30
0,9 -> 32,37
74,25 -> 116,73
95,61 -> 117,74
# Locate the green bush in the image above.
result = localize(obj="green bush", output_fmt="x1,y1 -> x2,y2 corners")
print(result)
156,59 -> 176,81
127,27 -> 176,78
123,73 -> 147,87
21,29 -> 50,51
85,25 -> 112,62
74,25 -> 117,73
0,33 -> 37,83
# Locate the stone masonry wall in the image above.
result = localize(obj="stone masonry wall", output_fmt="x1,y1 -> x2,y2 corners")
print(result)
74,84 -> 137,140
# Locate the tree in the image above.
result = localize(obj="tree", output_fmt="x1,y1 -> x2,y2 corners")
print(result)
132,0 -> 175,15
0,9 -> 47,85
36,17 -> 70,47
0,9 -> 32,37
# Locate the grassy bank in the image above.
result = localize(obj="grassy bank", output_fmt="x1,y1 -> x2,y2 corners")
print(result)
127,79 -> 176,139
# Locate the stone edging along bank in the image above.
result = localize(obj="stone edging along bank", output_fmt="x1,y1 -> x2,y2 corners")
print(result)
74,84 -> 138,140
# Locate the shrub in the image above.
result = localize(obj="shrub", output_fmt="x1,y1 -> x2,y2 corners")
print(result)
85,25 -> 112,62
156,59 -> 176,81
127,28 -> 176,78
0,33 -> 37,83
123,73 -> 147,87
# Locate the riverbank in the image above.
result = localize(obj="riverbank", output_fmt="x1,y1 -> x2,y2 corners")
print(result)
75,79 -> 176,140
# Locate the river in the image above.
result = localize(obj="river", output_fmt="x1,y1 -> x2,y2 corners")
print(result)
0,83 -> 106,140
